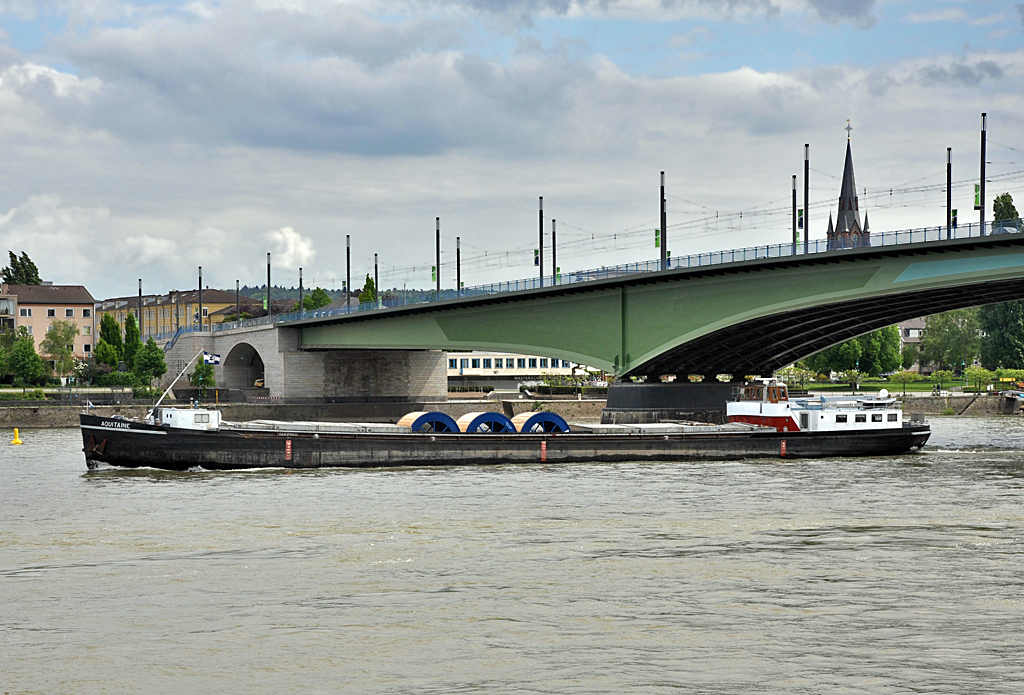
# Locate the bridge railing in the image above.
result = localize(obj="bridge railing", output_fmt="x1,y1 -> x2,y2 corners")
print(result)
188,218 -> 1020,335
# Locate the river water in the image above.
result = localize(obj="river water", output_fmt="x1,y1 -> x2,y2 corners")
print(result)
3,417 -> 1024,693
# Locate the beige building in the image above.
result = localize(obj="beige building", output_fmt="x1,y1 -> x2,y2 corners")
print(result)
2,283 -> 96,358
96,289 -> 262,339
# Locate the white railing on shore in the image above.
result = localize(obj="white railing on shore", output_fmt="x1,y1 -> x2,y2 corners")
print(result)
146,218 -> 1021,344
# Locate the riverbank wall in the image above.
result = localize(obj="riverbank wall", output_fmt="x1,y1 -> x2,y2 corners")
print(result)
0,399 -> 608,429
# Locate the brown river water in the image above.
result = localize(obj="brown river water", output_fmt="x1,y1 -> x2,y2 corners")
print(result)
2,417 -> 1024,693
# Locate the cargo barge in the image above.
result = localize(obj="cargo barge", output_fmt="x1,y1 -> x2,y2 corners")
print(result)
80,381 -> 929,471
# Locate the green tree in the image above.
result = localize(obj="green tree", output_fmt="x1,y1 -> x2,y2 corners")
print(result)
93,338 -> 119,368
964,365 -> 995,392
901,342 -> 919,370
1,251 -> 41,285
296,287 -> 332,311
122,313 -> 142,370
189,361 -> 216,398
99,313 -> 124,362
805,339 -> 862,375
39,319 -> 79,378
8,334 -> 47,384
920,309 -> 980,372
889,370 -> 921,395
856,325 -> 902,376
978,301 -> 1024,369
132,337 -> 168,384
931,369 -> 954,389
359,274 -> 377,303
993,193 -> 1018,222
804,326 -> 900,377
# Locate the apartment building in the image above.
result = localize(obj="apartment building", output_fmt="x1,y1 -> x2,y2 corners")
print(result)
2,283 -> 96,358
96,289 -> 262,338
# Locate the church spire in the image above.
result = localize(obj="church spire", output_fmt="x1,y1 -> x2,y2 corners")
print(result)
836,137 -> 861,234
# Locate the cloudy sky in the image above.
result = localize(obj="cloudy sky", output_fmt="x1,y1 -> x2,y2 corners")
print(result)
0,0 -> 1022,298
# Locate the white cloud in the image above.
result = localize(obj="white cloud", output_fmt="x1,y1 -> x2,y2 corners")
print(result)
907,8 -> 967,24
266,226 -> 316,269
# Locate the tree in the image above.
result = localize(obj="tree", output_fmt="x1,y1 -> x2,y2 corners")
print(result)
133,337 -> 168,383
298,287 -> 332,311
978,301 -> 1024,369
901,342 -> 919,370
99,313 -> 124,362
919,309 -> 980,372
856,325 -> 901,377
189,361 -> 216,398
805,339 -> 862,375
122,313 -> 142,370
359,274 -> 377,303
39,319 -> 79,378
94,338 -> 119,368
804,326 -> 901,377
993,193 -> 1018,222
1,251 -> 41,285
889,370 -> 921,396
964,365 -> 995,392
8,334 -> 47,384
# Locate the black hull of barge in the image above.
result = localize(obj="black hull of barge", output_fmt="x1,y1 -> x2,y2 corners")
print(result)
81,414 -> 931,471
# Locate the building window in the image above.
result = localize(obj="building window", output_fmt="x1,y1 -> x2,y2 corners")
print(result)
540,358 -> 548,368
506,359 -> 515,368
24,325 -> 32,335
83,309 -> 91,318
835,414 -> 847,423
20,308 -> 31,317
483,358 -> 492,368
449,359 -> 457,369
517,358 -> 526,368
84,344 -> 91,353
471,358 -> 480,368
202,308 -> 209,317
529,358 -> 537,369
460,358 -> 469,368
888,413 -> 898,422
47,308 -> 56,317
65,308 -> 75,317
83,326 -> 91,336
855,414 -> 866,423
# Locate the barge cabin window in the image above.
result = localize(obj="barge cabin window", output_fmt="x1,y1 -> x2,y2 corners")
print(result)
506,359 -> 515,368
855,414 -> 867,423
872,414 -> 883,422
836,414 -> 848,423
888,413 -> 898,421
483,358 -> 491,368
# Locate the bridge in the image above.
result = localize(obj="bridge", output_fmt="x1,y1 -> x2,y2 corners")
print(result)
163,219 -> 1024,397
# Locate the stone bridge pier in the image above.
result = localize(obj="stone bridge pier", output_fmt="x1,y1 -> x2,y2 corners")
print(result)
162,324 -> 446,401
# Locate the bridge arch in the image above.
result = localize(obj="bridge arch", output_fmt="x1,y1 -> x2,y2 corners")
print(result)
223,342 -> 265,389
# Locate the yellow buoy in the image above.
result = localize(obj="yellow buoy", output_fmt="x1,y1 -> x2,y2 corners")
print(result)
11,428 -> 23,445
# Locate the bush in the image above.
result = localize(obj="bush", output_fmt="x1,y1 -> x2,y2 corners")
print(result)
92,371 -> 143,387
0,389 -> 46,401
132,385 -> 161,398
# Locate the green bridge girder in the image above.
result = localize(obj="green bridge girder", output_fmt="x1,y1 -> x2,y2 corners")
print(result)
298,234 -> 1024,376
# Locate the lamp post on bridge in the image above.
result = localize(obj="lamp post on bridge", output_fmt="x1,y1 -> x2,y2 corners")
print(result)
947,148 -> 953,239
538,197 -> 544,287
660,171 -> 667,270
803,144 -> 810,254
792,175 -> 797,254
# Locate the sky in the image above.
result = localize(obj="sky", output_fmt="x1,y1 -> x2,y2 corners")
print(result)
0,0 -> 1022,298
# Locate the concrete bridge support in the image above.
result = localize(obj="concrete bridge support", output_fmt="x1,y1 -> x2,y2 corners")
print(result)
161,325 -> 446,402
